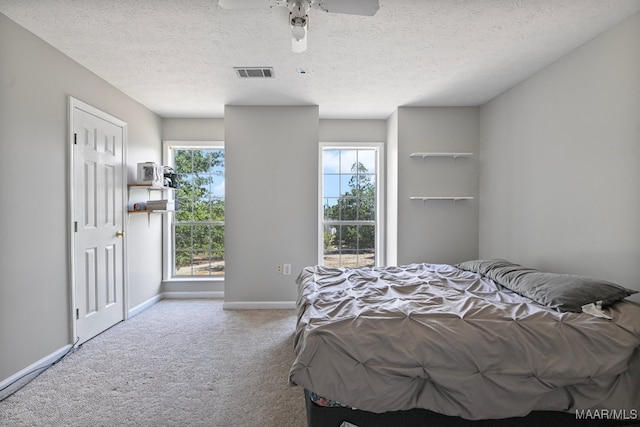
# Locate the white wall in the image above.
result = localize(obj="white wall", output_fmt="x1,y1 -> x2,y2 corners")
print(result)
394,107 -> 479,265
0,13 -> 162,382
479,12 -> 640,294
223,106 -> 319,306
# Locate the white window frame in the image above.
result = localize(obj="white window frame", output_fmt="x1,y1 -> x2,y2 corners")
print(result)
162,140 -> 225,281
318,142 -> 385,267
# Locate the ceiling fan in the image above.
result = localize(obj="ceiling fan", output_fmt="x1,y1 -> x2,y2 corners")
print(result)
218,0 -> 380,53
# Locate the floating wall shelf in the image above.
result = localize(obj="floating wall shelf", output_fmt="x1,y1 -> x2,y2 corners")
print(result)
409,196 -> 474,200
127,184 -> 175,226
410,152 -> 473,161
410,196 -> 474,206
409,152 -> 474,206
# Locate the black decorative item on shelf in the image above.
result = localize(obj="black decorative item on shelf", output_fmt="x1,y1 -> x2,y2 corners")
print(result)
163,166 -> 179,189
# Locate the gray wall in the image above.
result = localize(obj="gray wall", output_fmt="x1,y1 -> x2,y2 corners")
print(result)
386,111 -> 399,265
0,13 -> 162,381
223,106 -> 319,306
162,118 -> 225,141
394,107 -> 480,265
319,119 -> 387,143
479,12 -> 640,294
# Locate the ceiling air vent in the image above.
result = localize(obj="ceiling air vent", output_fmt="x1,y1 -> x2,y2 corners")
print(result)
234,67 -> 274,78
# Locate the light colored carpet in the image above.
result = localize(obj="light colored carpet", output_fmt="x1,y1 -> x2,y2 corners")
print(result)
0,300 -> 308,426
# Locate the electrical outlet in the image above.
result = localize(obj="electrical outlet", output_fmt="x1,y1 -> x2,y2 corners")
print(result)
276,264 -> 282,274
283,263 -> 292,276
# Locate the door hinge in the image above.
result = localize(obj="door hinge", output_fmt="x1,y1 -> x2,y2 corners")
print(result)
73,133 -> 77,145
76,308 -> 79,320
74,221 -> 78,232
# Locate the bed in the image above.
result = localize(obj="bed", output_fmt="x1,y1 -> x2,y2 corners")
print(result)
289,260 -> 640,426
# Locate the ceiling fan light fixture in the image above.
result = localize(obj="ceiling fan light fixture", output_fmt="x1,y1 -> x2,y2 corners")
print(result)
291,17 -> 306,41
218,0 -> 378,53
288,0 -> 311,14
291,32 -> 307,53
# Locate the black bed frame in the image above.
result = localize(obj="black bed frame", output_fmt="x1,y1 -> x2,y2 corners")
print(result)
304,390 -> 639,427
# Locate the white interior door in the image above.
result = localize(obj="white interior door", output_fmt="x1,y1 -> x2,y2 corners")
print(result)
72,100 -> 126,345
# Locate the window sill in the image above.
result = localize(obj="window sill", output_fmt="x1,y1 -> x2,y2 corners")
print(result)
163,277 -> 224,283
161,278 -> 224,295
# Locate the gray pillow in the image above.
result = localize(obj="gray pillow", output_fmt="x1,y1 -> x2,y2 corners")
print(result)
455,259 -> 518,278
455,259 -> 637,312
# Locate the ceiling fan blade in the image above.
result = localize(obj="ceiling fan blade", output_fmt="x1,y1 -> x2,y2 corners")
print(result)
218,0 -> 285,10
316,0 -> 379,16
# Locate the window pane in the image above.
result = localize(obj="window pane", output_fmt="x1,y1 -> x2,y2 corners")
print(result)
175,194 -> 194,221
210,225 -> 225,264
358,150 -> 375,172
323,224 -> 338,259
338,196 -> 357,221
174,149 -> 192,174
175,250 -> 194,276
340,174 -> 356,194
340,150 -> 358,174
338,225 -> 357,252
323,174 -> 340,198
358,196 -> 376,221
323,198 -> 339,221
191,225 -> 210,251
173,224 -> 224,277
210,198 -> 225,221
191,251 -> 212,276
209,176 -> 225,199
323,150 -> 340,174
174,224 -> 193,250
322,225 -> 375,268
358,225 -> 376,254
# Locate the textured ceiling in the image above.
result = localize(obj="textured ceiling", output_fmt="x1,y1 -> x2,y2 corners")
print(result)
1,0 -> 639,118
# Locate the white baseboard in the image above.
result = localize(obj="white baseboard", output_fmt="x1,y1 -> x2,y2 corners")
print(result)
222,301 -> 296,310
0,344 -> 72,401
127,292 -> 224,319
162,291 -> 224,299
127,294 -> 162,319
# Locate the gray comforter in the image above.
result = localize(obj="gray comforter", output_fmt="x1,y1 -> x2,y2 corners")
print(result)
289,263 -> 640,420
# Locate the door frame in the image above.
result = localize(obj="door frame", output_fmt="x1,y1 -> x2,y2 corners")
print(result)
68,96 -> 129,345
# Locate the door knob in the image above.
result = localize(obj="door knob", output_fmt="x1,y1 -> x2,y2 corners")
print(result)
116,231 -> 125,238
